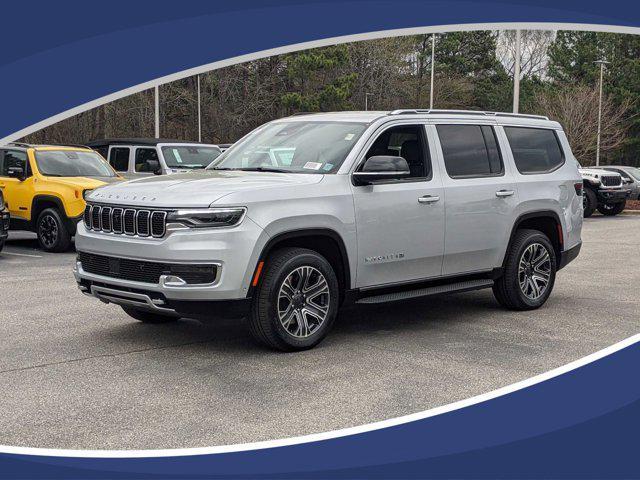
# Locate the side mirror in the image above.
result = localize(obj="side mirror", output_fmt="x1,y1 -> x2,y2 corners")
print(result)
7,166 -> 25,180
352,156 -> 410,186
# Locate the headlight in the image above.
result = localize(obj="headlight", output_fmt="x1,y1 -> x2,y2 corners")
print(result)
83,189 -> 94,200
167,207 -> 246,229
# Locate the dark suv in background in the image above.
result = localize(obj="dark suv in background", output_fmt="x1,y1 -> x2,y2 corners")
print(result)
0,188 -> 8,252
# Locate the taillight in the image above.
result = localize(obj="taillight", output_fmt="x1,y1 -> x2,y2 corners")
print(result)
574,183 -> 583,196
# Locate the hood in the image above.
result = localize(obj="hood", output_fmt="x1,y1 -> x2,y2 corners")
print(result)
579,168 -> 620,177
86,170 -> 324,207
48,176 -> 123,189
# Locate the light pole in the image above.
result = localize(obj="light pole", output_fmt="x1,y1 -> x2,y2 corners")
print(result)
197,75 -> 202,142
365,92 -> 373,111
430,33 -> 436,109
513,29 -> 521,114
154,85 -> 160,139
594,60 -> 610,167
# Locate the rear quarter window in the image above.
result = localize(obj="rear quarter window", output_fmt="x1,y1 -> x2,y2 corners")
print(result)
504,127 -> 565,174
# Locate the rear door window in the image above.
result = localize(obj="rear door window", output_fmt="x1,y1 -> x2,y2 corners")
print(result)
504,127 -> 565,174
109,147 -> 130,172
436,125 -> 503,178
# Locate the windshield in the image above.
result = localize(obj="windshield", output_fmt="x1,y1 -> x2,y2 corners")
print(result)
35,150 -> 116,177
161,146 -> 222,169
208,121 -> 368,174
625,167 -> 640,181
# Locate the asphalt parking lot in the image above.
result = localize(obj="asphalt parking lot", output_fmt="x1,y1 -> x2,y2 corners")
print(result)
0,215 -> 639,450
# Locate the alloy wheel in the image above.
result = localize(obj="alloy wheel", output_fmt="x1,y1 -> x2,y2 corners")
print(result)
39,214 -> 59,249
277,266 -> 330,338
518,242 -> 551,301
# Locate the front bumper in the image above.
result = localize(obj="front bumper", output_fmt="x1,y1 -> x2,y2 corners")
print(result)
74,216 -> 269,315
0,209 -> 9,240
597,188 -> 630,203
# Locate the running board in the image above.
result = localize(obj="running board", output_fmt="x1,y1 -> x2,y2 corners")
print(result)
356,279 -> 494,305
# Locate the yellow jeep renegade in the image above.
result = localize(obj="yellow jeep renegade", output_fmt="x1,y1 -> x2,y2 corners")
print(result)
0,143 -> 122,252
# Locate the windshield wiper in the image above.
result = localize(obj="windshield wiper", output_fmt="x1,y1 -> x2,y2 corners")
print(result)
237,167 -> 292,173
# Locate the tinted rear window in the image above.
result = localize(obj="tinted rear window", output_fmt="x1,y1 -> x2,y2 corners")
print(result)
436,125 -> 503,178
504,127 -> 565,174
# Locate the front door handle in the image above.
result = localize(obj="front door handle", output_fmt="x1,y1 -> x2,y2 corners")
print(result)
495,190 -> 515,198
418,195 -> 440,204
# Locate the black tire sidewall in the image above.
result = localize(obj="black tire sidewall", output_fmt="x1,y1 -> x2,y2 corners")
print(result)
598,201 -> 625,216
510,232 -> 557,309
37,208 -> 70,252
260,250 -> 339,350
583,189 -> 596,217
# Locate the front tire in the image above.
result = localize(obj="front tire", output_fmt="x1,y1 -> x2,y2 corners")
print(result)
36,208 -> 71,252
121,306 -> 180,324
493,229 -> 557,311
249,247 -> 339,351
583,188 -> 597,218
597,201 -> 626,216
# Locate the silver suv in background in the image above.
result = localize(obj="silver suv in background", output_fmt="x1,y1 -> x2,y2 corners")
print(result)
86,138 -> 222,178
75,110 -> 583,351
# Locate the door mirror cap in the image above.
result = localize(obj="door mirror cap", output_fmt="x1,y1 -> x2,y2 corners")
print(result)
7,166 -> 25,180
352,155 -> 410,185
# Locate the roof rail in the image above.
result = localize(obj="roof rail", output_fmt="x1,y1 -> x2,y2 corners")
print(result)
388,109 -> 549,120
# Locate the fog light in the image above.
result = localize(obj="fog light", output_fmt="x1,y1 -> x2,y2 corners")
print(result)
160,275 -> 187,287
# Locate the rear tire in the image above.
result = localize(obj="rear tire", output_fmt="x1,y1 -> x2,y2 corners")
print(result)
248,247 -> 339,352
493,229 -> 557,311
36,208 -> 71,252
597,201 -> 626,216
583,188 -> 596,218
121,306 -> 180,324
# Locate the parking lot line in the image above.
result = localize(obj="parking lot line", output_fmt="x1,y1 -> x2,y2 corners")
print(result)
1,251 -> 43,258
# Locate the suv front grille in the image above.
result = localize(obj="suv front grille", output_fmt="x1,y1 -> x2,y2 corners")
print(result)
601,175 -> 622,187
84,204 -> 167,238
78,252 -> 217,285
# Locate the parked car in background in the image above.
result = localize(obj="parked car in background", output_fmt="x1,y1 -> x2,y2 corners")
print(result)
579,166 -> 630,217
0,188 -> 8,252
592,166 -> 640,200
0,143 -> 122,252
75,110 -> 583,351
86,139 -> 222,178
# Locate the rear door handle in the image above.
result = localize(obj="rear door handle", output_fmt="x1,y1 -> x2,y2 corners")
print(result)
495,190 -> 515,198
418,195 -> 440,204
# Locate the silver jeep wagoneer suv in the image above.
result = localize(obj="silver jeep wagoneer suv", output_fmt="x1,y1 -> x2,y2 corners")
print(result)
75,110 -> 583,351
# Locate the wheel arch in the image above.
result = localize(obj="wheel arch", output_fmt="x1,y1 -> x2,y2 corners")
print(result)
503,210 -> 564,270
31,195 -> 77,233
248,228 -> 351,300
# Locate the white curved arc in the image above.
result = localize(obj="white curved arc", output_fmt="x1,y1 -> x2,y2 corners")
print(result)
1,332 -> 638,458
3,22 -> 640,144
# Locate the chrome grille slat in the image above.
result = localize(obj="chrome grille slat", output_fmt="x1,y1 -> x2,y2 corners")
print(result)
112,208 -> 123,233
151,211 -> 167,238
91,205 -> 102,231
101,207 -> 112,232
123,209 -> 136,235
137,210 -> 150,237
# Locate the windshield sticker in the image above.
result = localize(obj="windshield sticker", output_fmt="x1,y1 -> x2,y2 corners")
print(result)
323,163 -> 333,171
303,162 -> 322,171
344,133 -> 355,141
173,150 -> 183,163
